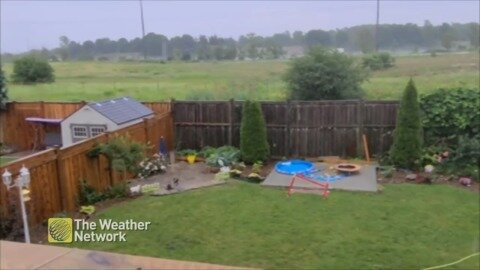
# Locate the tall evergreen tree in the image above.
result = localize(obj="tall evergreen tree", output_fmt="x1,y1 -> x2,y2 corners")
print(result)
390,79 -> 423,169
240,101 -> 270,163
0,69 -> 8,110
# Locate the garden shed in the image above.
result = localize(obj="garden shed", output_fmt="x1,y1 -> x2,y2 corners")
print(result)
61,97 -> 154,147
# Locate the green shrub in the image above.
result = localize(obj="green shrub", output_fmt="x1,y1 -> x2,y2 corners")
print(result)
91,135 -> 148,179
78,180 -> 130,206
11,55 -> 55,83
418,88 -> 480,179
104,182 -> 130,199
362,52 -> 395,70
284,46 -> 367,100
445,136 -> 480,180
420,88 -> 480,145
77,180 -> 104,205
240,101 -> 270,164
198,146 -> 216,158
389,79 -> 423,169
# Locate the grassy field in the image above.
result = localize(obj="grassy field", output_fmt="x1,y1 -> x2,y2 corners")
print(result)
70,182 -> 480,269
3,52 -> 479,101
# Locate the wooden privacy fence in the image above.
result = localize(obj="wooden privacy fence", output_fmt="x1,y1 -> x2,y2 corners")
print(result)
173,100 -> 399,158
0,112 -> 174,226
0,101 -> 171,151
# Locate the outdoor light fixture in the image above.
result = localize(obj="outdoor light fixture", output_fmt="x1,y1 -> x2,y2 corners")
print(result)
2,165 -> 31,243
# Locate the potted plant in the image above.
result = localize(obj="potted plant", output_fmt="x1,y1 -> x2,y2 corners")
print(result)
177,149 -> 198,164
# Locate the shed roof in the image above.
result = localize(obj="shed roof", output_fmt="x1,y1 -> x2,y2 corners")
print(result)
88,97 -> 153,125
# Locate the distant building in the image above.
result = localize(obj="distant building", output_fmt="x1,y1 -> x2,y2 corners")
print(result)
282,46 -> 305,59
60,97 -> 154,147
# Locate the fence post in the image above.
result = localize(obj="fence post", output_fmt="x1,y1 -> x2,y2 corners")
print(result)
285,100 -> 291,158
143,118 -> 149,145
40,101 -> 45,118
228,99 -> 234,146
171,99 -> 176,150
356,100 -> 366,157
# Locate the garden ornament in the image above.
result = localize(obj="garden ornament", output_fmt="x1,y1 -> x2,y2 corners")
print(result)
159,136 -> 168,156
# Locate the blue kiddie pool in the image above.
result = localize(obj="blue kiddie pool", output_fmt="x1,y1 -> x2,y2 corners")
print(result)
275,159 -> 315,175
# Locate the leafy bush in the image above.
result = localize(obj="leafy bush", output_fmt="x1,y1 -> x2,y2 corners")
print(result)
91,135 -> 148,179
440,136 -> 480,180
77,180 -> 104,205
137,153 -> 168,179
362,53 -> 395,70
198,146 -> 216,158
205,146 -> 240,167
284,46 -> 367,100
420,88 -> 480,145
417,145 -> 444,167
418,88 -> 480,179
389,79 -> 423,169
104,182 -> 130,199
11,55 -> 55,83
240,101 -> 270,164
78,180 -> 130,206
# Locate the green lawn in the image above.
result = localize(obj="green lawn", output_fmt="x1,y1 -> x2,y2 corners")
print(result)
70,182 -> 480,269
3,52 -> 479,101
0,156 -> 16,165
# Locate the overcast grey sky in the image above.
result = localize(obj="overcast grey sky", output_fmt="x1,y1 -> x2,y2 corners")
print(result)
1,0 -> 479,53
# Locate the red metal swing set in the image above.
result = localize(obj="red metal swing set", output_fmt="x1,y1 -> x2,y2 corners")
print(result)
287,174 -> 330,198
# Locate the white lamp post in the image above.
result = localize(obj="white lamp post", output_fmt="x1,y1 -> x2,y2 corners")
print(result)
2,165 -> 31,243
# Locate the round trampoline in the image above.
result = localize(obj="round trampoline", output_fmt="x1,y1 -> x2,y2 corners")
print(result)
275,159 -> 315,175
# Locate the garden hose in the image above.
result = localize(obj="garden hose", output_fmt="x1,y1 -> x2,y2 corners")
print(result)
422,252 -> 479,270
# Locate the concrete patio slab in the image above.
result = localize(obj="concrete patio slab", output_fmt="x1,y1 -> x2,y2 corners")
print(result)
0,240 -> 250,269
262,163 -> 378,192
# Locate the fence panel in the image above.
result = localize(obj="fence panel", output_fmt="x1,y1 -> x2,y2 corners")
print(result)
42,102 -> 84,118
173,100 -> 399,158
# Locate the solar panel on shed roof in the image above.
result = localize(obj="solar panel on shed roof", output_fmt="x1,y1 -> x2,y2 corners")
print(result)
88,97 -> 154,125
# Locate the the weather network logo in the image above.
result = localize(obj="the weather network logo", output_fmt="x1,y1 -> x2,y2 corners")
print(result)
47,217 -> 151,243
48,218 -> 73,243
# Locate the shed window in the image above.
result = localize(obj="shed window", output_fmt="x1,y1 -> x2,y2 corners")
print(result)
72,126 -> 88,139
90,126 -> 106,137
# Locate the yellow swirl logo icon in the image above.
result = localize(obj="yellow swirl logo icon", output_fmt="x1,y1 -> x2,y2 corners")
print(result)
48,218 -> 73,243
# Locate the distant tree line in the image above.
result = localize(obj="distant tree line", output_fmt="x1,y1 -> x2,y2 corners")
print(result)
3,21 -> 478,61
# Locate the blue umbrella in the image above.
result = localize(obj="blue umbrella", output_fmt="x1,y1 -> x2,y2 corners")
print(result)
159,136 -> 168,156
